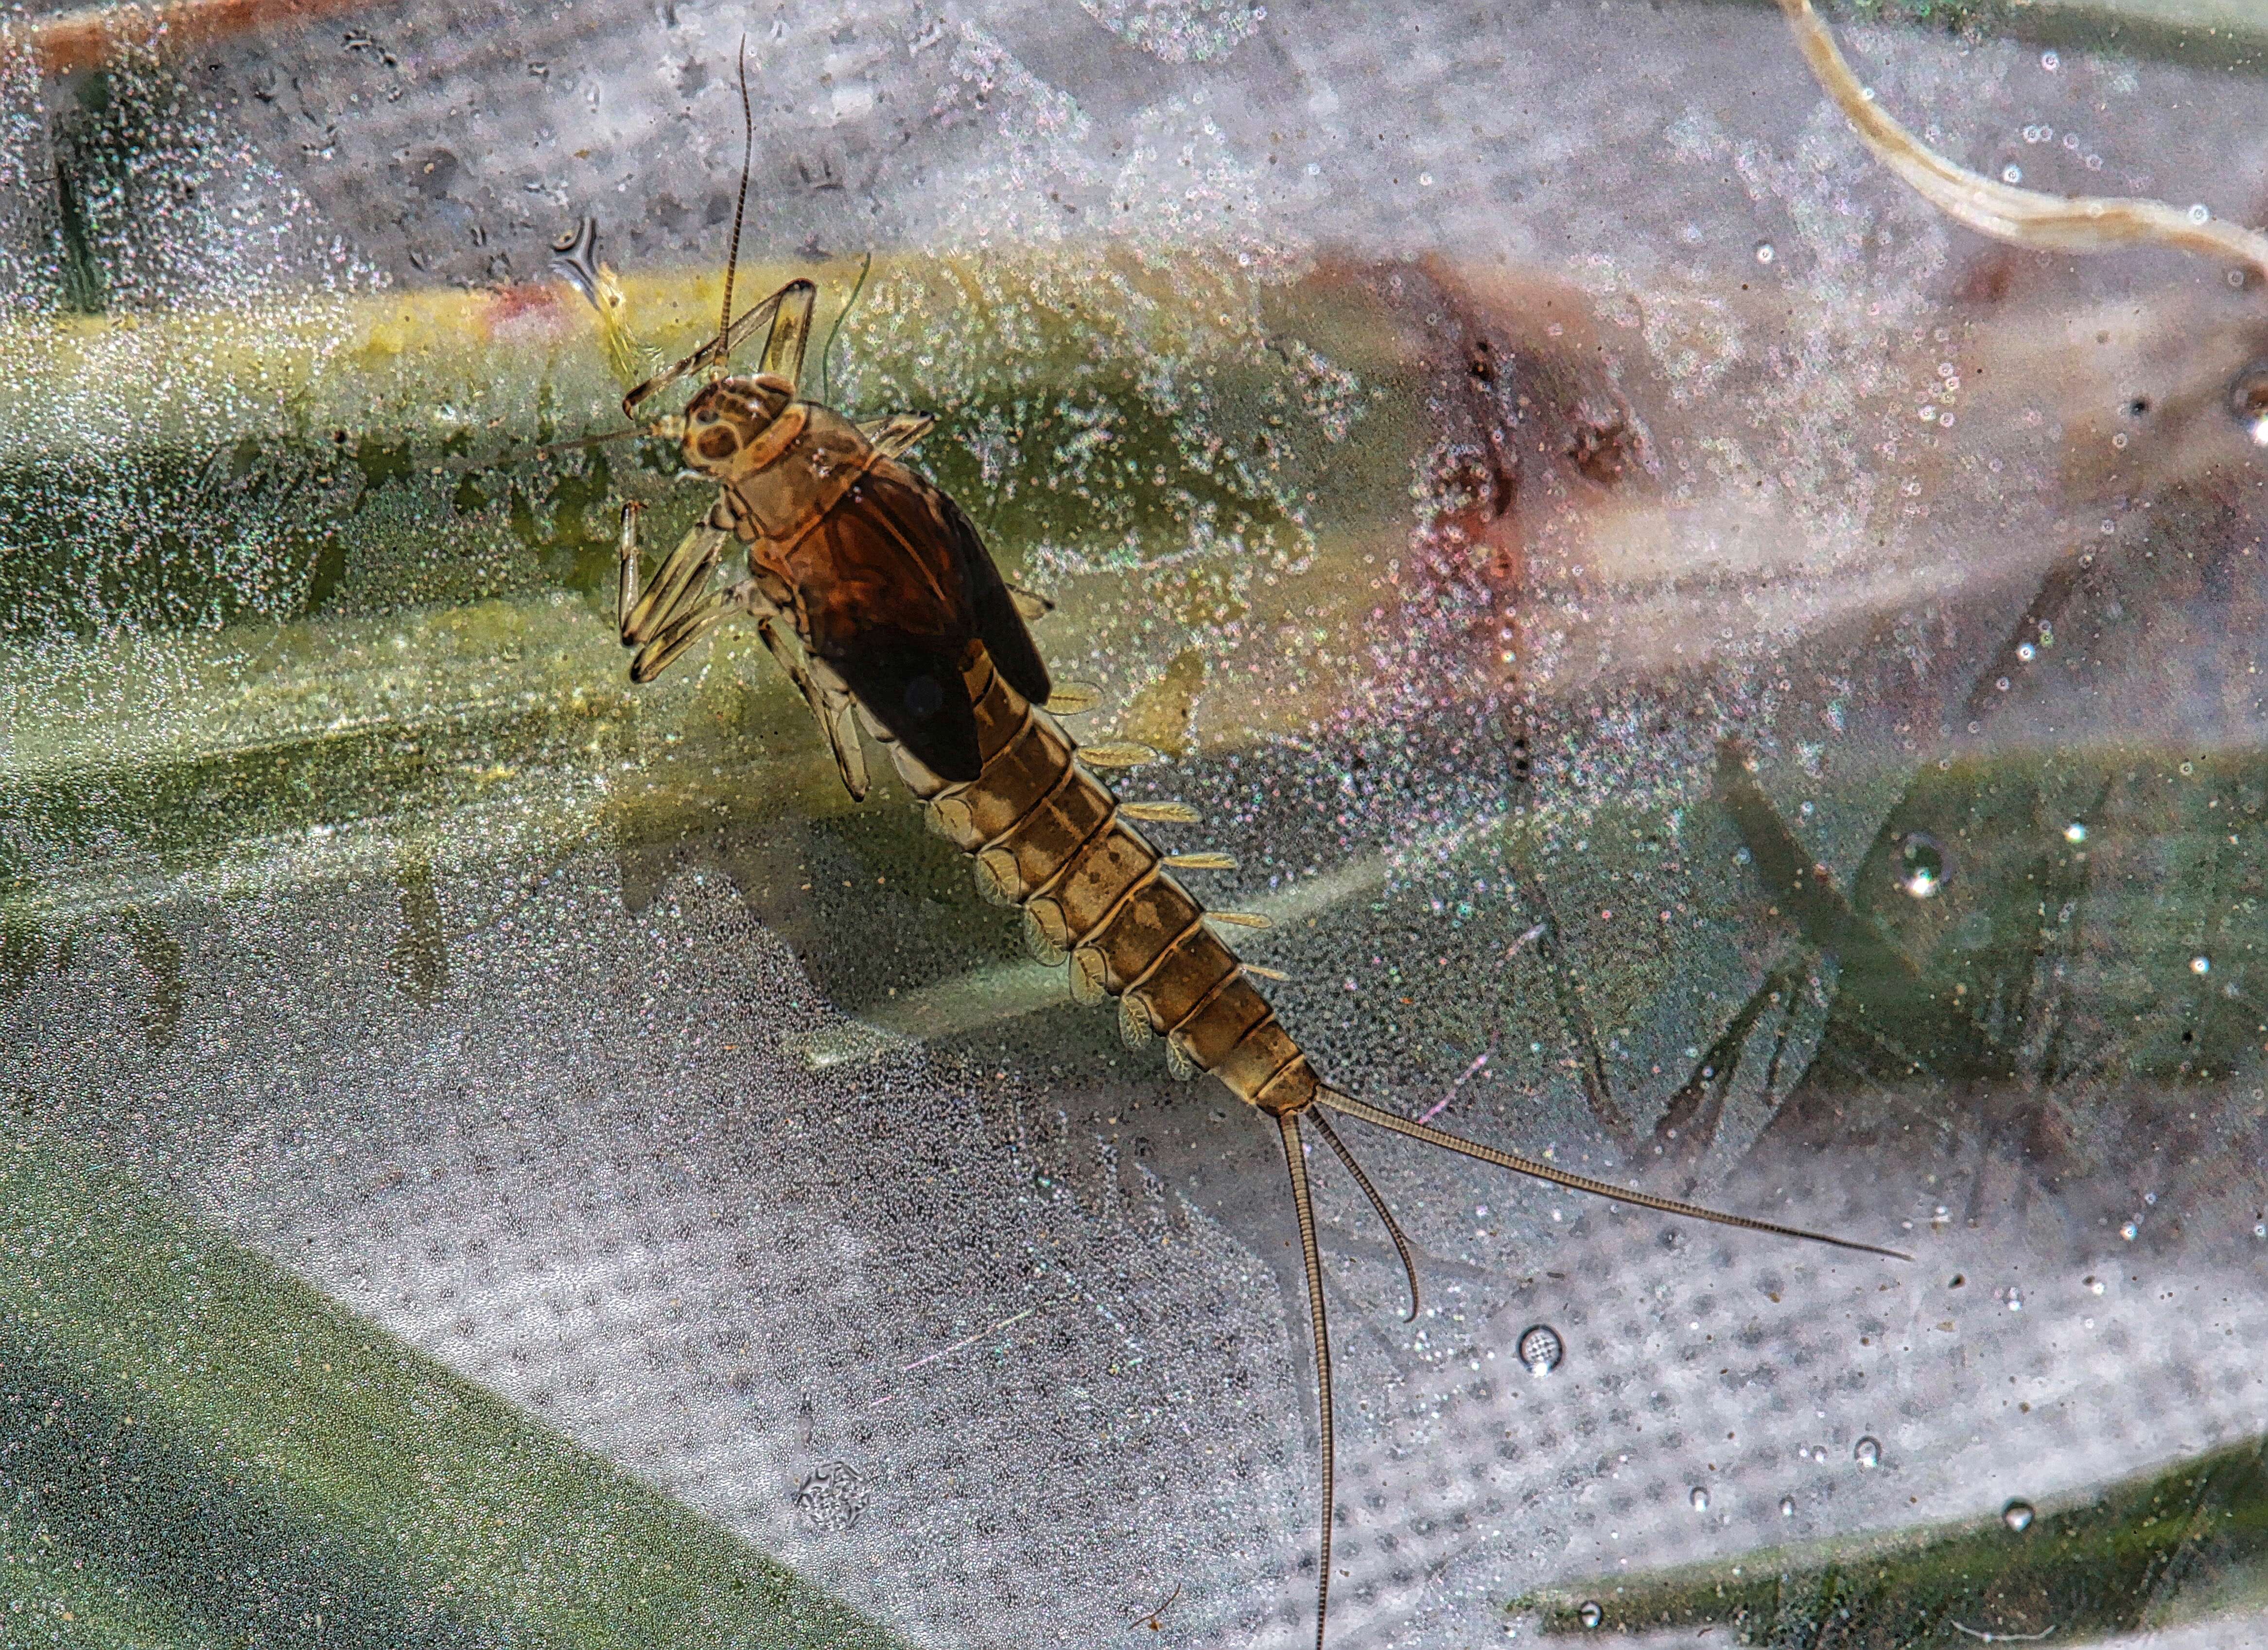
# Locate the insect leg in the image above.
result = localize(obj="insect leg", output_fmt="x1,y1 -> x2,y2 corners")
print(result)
1276,1108 -> 1336,1650
629,579 -> 764,683
854,411 -> 938,461
620,506 -> 728,646
621,280 -> 819,417
759,279 -> 818,386
616,502 -> 644,637
755,617 -> 871,800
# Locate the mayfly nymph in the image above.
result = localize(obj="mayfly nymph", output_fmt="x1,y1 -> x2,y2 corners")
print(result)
570,39 -> 1911,1650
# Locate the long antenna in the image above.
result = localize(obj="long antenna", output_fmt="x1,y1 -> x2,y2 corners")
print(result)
527,425 -> 650,460
716,37 -> 755,370
819,249 -> 872,406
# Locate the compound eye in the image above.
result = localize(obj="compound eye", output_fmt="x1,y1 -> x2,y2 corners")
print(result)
2230,362 -> 2268,436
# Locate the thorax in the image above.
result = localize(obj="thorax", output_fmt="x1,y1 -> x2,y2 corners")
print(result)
714,401 -> 873,547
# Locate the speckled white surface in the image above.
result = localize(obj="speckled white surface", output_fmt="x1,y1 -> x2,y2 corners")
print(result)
8,838 -> 2266,1648
4,0 -> 2268,1643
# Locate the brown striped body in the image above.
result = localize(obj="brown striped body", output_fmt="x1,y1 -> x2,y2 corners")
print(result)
874,642 -> 1322,1120
614,270 -> 1903,1650
660,357 -> 1316,1111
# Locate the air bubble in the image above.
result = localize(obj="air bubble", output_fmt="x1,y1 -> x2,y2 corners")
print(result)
1780,1495 -> 1797,1517
2064,822 -> 2087,844
1690,1486 -> 1710,1511
2017,643 -> 2036,662
2002,166 -> 2022,185
2121,1221 -> 2140,1241
1854,1437 -> 1882,1469
2040,49 -> 2059,70
2003,1500 -> 2036,1532
1578,1602 -> 1604,1630
795,1461 -> 868,1531
1897,832 -> 1947,899
2189,203 -> 2212,225
2085,1274 -> 2104,1294
2003,1285 -> 2024,1312
1754,242 -> 1776,265
1517,1323 -> 1564,1375
2192,955 -> 2212,975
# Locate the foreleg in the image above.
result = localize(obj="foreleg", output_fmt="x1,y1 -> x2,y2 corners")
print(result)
618,501 -> 729,647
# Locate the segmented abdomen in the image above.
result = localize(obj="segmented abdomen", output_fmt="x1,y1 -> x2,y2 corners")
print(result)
880,644 -> 1320,1119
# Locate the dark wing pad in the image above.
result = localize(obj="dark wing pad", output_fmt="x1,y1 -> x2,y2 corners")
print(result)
787,459 -> 1051,780
792,468 -> 987,781
825,632 -> 983,781
938,489 -> 1053,707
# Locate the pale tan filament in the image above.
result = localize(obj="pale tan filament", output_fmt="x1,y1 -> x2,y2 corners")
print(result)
1781,0 -> 2268,280
1307,1107 -> 1422,1323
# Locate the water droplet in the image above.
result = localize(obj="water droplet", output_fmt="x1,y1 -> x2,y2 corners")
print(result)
2002,165 -> 2022,184
1518,1323 -> 1564,1375
1578,1602 -> 1604,1630
795,1461 -> 868,1531
1780,1495 -> 1797,1517
2192,955 -> 2212,975
2064,822 -> 2088,844
1690,1486 -> 1710,1511
1897,832 -> 1948,899
1754,241 -> 1776,264
1854,1437 -> 1882,1469
2003,1499 -> 2036,1532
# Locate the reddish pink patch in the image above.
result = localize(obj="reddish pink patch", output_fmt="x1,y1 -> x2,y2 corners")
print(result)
1370,449 -> 1527,718
483,283 -> 574,344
